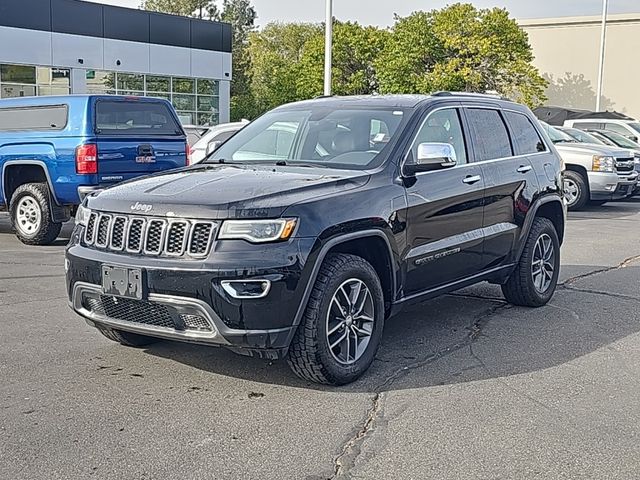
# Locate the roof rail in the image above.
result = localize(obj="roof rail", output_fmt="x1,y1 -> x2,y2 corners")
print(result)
432,91 -> 511,101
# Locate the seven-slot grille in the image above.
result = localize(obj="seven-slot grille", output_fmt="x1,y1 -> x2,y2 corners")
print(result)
84,212 -> 216,258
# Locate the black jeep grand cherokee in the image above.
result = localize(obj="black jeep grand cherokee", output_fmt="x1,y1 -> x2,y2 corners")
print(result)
66,93 -> 566,385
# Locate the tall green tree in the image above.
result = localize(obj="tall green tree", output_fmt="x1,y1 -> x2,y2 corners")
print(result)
376,3 -> 547,107
220,0 -> 257,120
142,0 -> 218,20
296,21 -> 390,99
247,23 -> 322,113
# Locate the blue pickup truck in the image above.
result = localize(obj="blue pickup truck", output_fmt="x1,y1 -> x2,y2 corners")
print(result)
0,95 -> 189,245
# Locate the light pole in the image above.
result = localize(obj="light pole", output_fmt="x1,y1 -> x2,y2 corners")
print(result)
324,0 -> 333,96
595,0 -> 608,111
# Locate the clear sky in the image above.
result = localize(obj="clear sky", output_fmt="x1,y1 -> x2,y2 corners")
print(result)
89,0 -> 640,27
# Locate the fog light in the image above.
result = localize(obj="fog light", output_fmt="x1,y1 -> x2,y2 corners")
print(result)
221,280 -> 271,299
605,184 -> 616,191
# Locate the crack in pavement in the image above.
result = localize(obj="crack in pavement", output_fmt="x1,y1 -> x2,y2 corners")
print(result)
331,393 -> 384,479
329,301 -> 511,479
561,254 -> 640,286
561,284 -> 639,303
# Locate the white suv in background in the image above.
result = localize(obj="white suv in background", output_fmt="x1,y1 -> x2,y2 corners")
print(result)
564,119 -> 640,143
190,120 -> 250,164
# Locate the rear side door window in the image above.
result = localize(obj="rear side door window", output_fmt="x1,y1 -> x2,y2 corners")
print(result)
95,100 -> 181,135
504,111 -> 546,155
465,109 -> 513,161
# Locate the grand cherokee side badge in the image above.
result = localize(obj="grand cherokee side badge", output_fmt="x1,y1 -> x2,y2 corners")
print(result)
130,202 -> 153,213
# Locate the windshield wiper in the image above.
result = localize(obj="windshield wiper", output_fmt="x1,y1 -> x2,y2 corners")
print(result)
274,160 -> 328,168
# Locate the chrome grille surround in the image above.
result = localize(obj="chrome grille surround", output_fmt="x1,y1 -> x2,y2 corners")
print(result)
109,216 -> 128,251
83,213 -> 217,258
95,214 -> 112,248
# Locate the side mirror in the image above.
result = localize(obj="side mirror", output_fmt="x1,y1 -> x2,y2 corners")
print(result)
630,135 -> 638,143
405,142 -> 457,175
207,140 -> 222,155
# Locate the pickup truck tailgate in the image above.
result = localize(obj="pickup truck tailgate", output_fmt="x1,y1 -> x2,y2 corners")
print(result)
94,98 -> 187,179
96,137 -> 186,176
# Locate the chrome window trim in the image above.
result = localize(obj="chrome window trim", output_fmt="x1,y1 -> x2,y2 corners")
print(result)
143,218 -> 168,255
402,104 -> 550,177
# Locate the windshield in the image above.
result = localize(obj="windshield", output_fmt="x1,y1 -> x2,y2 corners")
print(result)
564,128 -> 605,145
628,122 -> 640,134
541,122 -> 575,143
206,107 -> 408,170
605,130 -> 640,148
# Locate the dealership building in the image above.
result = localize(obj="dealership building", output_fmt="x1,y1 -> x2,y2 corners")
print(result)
521,13 -> 640,119
0,0 -> 232,125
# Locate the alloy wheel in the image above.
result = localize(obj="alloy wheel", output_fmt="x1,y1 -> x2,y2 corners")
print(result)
326,278 -> 375,365
563,178 -> 579,207
531,233 -> 555,293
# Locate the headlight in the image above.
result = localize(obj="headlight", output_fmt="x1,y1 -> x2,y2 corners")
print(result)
592,155 -> 615,172
218,219 -> 297,243
75,204 -> 91,226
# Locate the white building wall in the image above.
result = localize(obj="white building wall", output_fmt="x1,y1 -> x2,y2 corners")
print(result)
520,14 -> 640,118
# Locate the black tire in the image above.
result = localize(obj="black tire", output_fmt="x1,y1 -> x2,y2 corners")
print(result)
97,326 -> 160,347
501,217 -> 560,307
563,170 -> 589,211
287,253 -> 385,385
9,182 -> 62,245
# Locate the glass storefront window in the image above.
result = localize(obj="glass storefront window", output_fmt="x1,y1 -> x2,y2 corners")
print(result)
197,113 -> 219,126
1,84 -> 37,98
173,94 -> 196,111
177,111 -> 195,125
1,65 -> 221,126
1,65 -> 36,84
146,76 -> 170,93
117,73 -> 144,92
173,77 -> 195,94
197,79 -> 219,96
197,96 -> 219,113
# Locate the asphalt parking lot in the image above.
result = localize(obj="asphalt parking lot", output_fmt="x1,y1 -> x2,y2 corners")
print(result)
1,200 -> 640,480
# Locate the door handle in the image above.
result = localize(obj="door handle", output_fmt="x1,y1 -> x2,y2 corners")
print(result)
517,165 -> 533,174
462,175 -> 482,185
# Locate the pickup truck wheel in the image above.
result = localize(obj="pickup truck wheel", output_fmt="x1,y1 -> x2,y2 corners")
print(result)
97,327 -> 160,348
563,171 -> 588,211
501,217 -> 560,307
287,253 -> 385,385
9,183 -> 62,245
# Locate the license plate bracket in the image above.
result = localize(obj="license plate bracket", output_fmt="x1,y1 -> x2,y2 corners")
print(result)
102,266 -> 143,300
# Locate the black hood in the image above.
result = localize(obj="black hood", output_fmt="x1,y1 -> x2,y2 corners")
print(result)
86,164 -> 371,219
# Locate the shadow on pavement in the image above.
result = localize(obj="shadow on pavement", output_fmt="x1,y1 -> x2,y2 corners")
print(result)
144,264 -> 640,394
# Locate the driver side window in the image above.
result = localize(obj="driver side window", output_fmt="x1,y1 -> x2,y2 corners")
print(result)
413,109 -> 468,165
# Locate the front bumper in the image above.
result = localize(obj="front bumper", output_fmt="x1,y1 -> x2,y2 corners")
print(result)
66,225 -> 318,357
588,171 -> 638,201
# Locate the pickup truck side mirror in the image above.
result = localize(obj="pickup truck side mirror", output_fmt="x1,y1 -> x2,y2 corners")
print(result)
404,142 -> 457,176
207,140 -> 222,155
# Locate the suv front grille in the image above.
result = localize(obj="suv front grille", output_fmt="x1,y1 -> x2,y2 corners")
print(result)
84,212 -> 216,258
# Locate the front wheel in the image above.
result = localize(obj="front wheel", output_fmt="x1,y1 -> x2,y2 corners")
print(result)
287,253 -> 385,385
9,183 -> 62,245
501,217 -> 560,307
563,171 -> 589,211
